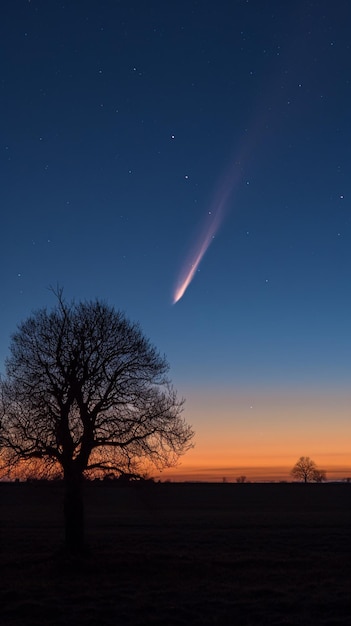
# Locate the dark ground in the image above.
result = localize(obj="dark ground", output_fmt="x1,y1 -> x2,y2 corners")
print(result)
1,482 -> 350,625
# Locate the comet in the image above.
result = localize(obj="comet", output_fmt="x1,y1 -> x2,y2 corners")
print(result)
173,162 -> 242,304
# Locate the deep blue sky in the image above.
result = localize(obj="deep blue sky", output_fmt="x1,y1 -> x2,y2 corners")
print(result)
1,1 -> 351,477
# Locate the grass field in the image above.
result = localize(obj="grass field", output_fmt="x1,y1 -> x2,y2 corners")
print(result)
1,482 -> 350,625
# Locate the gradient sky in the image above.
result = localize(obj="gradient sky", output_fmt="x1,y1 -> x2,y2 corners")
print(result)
1,1 -> 351,480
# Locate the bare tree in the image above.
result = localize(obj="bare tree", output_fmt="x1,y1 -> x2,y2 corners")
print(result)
291,456 -> 325,483
236,475 -> 247,483
1,291 -> 194,552
312,468 -> 327,483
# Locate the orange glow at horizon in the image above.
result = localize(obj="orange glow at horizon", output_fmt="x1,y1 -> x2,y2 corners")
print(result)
159,386 -> 351,481
158,462 -> 351,482
3,386 -> 350,483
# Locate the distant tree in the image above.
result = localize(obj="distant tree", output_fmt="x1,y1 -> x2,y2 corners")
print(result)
0,290 -> 194,552
312,468 -> 327,483
236,475 -> 247,483
291,456 -> 324,483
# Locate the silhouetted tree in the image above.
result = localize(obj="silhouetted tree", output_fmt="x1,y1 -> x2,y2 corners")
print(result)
312,468 -> 327,482
236,475 -> 247,483
291,456 -> 324,483
1,291 -> 194,552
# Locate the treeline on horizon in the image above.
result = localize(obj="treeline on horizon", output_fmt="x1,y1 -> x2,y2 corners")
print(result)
2,473 -> 351,485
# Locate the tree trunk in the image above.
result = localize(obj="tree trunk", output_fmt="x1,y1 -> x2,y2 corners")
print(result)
63,471 -> 85,554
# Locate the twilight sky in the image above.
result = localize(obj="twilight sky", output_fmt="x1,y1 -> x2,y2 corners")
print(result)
1,0 -> 351,480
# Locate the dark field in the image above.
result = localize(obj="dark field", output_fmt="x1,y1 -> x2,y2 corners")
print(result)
1,482 -> 351,625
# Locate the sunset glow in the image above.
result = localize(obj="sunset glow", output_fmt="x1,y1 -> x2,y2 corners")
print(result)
156,386 -> 351,482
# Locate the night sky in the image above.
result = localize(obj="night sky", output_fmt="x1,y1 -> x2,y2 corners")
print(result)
2,0 -> 351,480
